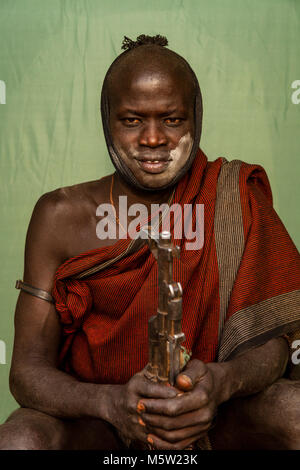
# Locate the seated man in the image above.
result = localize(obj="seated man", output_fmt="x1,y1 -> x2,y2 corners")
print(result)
0,34 -> 300,450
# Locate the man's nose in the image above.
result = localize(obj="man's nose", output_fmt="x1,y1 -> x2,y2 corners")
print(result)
139,122 -> 167,147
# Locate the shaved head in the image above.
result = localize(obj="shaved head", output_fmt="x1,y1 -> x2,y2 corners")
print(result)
106,44 -> 197,110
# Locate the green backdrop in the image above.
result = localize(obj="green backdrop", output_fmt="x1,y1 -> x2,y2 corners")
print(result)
0,0 -> 299,424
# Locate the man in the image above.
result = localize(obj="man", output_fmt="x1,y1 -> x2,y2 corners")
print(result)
0,35 -> 299,450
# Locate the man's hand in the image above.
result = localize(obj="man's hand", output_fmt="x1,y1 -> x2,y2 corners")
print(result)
137,338 -> 289,450
137,359 -> 227,450
108,367 -> 178,445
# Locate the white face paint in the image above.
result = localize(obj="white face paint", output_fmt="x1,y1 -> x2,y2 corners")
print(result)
169,132 -> 193,170
113,132 -> 194,188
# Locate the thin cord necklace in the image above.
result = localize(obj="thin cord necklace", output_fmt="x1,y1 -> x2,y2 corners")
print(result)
110,174 -> 127,235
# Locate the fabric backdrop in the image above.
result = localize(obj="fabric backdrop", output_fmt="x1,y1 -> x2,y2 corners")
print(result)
0,0 -> 299,424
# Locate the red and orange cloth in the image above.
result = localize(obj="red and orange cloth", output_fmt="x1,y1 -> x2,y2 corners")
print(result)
52,149 -> 300,383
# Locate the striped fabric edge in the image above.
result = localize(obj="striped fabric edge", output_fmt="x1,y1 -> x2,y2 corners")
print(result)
214,159 -> 245,343
73,189 -> 175,280
217,289 -> 300,362
73,237 -> 144,280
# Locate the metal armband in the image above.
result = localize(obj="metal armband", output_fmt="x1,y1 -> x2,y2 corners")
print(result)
15,280 -> 54,303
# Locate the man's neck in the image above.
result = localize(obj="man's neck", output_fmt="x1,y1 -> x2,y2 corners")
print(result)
113,172 -> 174,210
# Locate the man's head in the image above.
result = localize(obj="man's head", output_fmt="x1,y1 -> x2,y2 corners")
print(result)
101,35 -> 202,191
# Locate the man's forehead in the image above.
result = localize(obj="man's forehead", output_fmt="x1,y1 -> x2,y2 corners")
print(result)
113,64 -> 183,88
131,73 -> 169,90
116,101 -> 187,117
110,68 -> 193,108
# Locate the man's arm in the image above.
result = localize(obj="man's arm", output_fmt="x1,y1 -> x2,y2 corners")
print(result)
10,191 -> 113,420
209,336 -> 289,403
9,192 -> 176,445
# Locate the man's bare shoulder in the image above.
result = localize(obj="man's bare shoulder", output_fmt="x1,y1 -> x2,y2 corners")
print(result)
37,175 -> 111,212
29,175 -> 113,261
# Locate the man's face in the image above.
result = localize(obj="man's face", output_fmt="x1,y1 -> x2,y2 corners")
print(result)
109,69 -> 195,188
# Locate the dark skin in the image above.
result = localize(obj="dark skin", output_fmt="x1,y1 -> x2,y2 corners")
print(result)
1,55 -> 296,450
108,68 -> 195,189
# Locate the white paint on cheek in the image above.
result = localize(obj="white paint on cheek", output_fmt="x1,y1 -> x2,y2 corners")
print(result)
112,132 -> 194,188
128,145 -> 140,158
114,142 -> 138,160
170,132 -> 193,162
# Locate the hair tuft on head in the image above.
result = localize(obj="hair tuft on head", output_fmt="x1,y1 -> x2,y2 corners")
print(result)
121,34 -> 168,51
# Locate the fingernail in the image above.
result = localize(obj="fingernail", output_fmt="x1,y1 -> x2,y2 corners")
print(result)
138,417 -> 146,427
137,401 -> 146,413
176,392 -> 184,397
147,435 -> 154,445
177,375 -> 193,390
181,374 -> 192,385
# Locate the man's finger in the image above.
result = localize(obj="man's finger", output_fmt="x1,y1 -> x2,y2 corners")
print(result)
140,389 -> 209,416
147,422 -> 211,443
147,431 -> 208,451
133,375 -> 178,400
142,408 -> 212,430
176,359 -> 207,391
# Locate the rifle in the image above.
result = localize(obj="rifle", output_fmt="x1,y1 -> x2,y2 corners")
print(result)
144,229 -> 212,450
144,230 -> 191,385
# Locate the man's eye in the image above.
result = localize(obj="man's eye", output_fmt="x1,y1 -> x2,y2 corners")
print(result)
122,118 -> 141,125
164,118 -> 182,126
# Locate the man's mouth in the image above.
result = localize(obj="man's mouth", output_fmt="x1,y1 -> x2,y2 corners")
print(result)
135,157 -> 171,174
